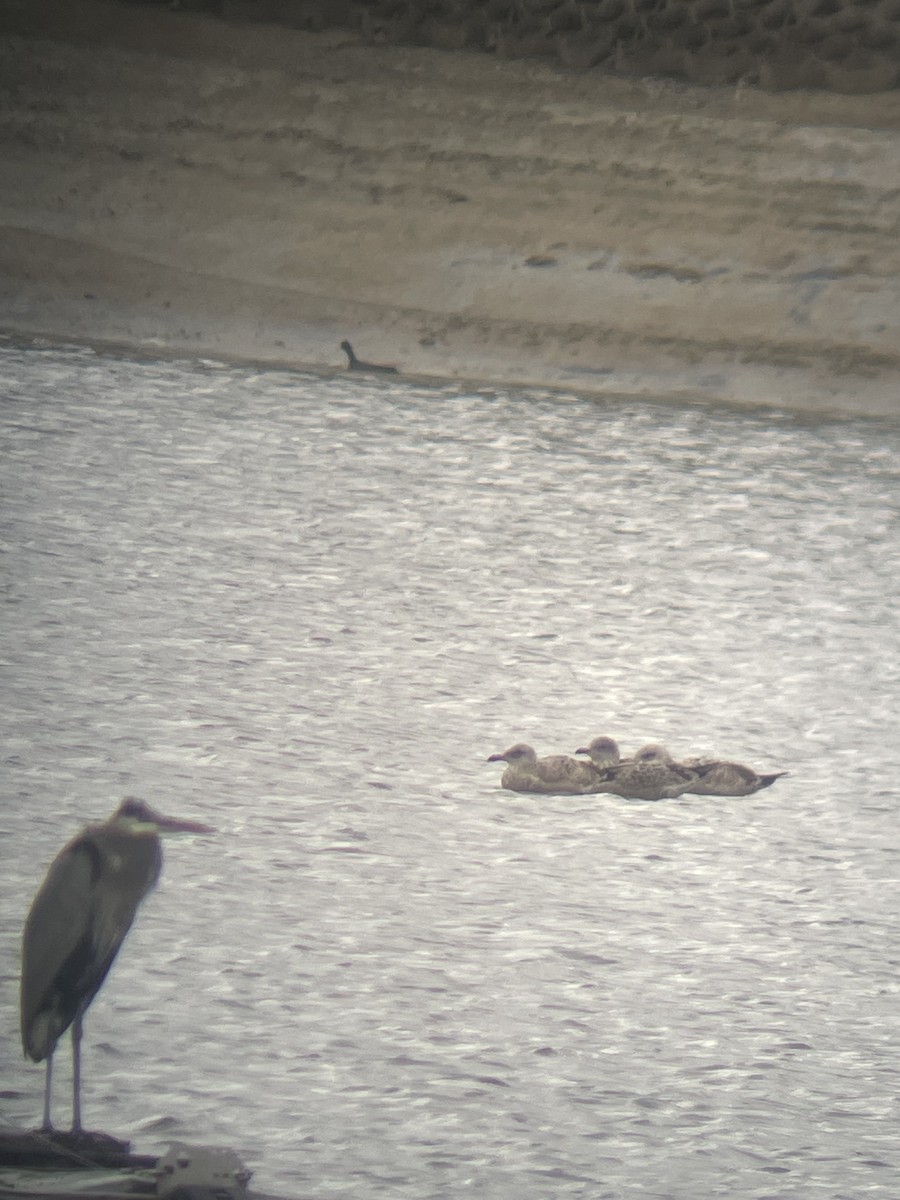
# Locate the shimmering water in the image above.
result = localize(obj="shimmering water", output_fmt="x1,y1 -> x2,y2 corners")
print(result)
1,341 -> 899,1199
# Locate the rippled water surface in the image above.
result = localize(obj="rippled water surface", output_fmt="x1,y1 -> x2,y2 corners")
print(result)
2,342 -> 899,1199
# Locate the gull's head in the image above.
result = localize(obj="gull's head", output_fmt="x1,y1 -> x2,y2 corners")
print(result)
575,736 -> 621,762
633,745 -> 674,764
487,743 -> 537,765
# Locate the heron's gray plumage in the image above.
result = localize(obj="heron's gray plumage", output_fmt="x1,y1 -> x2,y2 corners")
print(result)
20,797 -> 213,1131
21,824 -> 161,1063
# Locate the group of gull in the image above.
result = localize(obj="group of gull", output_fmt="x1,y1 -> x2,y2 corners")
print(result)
487,736 -> 787,800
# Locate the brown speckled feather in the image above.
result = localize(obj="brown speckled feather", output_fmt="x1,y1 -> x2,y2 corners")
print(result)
487,743 -> 604,795
683,758 -> 788,796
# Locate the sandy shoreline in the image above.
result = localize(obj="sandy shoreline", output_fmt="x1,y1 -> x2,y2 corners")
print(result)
2,0 -> 900,417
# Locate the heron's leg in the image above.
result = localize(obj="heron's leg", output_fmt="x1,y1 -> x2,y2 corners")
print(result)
41,1053 -> 54,1131
71,1015 -> 83,1133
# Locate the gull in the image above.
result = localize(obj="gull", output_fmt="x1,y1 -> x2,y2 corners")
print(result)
588,744 -> 702,801
486,743 -> 604,795
681,756 -> 788,796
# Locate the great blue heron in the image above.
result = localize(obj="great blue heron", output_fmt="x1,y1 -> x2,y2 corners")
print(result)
339,340 -> 398,374
20,797 -> 215,1133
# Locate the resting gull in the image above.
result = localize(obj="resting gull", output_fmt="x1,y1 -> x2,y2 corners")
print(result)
681,757 -> 788,796
588,744 -> 702,801
487,743 -> 604,795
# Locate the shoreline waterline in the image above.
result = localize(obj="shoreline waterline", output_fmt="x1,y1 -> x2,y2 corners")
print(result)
2,2 -> 899,421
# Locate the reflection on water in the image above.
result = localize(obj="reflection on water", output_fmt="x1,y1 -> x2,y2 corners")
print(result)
1,342 -> 899,1199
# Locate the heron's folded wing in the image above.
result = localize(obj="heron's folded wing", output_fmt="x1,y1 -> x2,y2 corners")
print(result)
21,840 -> 96,1055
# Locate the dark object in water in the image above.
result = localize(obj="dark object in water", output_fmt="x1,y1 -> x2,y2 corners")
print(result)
0,1130 -> 252,1200
340,340 -> 398,374
0,1128 -> 140,1170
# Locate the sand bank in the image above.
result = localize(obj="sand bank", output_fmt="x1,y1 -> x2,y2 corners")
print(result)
1,0 -> 899,416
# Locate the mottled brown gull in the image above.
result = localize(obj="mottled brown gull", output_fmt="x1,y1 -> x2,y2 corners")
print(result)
574,736 -> 623,768
486,743 -> 604,795
588,744 -> 702,801
681,757 -> 788,796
